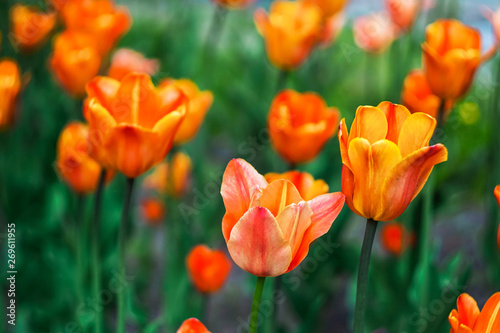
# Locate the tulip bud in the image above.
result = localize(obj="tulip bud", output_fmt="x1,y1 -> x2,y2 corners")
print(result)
0,59 -> 22,131
186,245 -> 232,293
380,222 -> 414,256
385,0 -> 420,32
140,198 -> 165,226
177,318 -> 211,333
9,4 -> 56,52
108,48 -> 159,81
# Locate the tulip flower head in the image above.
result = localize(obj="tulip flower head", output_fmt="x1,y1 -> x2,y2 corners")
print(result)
221,158 -> 345,277
354,11 -> 397,54
380,222 -> 413,256
254,1 -> 323,70
177,318 -> 211,333
186,245 -> 232,293
339,102 -> 448,221
302,0 -> 349,18
10,4 -> 57,52
143,152 -> 193,198
0,59 -> 22,131
84,73 -> 188,178
422,19 -> 481,100
495,185 -> 500,254
268,90 -> 340,165
385,0 -> 420,32
159,79 -> 213,145
140,198 -> 165,225
56,122 -> 112,194
108,49 -> 159,81
265,171 -> 329,201
449,292 -> 500,332
50,31 -> 102,97
211,0 -> 255,10
300,0 -> 349,46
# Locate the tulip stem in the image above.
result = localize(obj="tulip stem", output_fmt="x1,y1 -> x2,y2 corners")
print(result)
117,177 -> 135,333
353,218 -> 378,333
91,170 -> 106,333
205,5 -> 227,56
75,195 -> 86,326
276,70 -> 289,92
249,277 -> 266,333
436,99 -> 446,132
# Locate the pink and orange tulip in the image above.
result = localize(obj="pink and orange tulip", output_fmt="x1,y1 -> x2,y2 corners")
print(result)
0,59 -> 22,130
265,171 -> 329,201
385,0 -> 420,32
10,4 -> 56,52
108,48 -> 159,81
186,245 -> 232,294
339,102 -> 448,221
354,12 -> 397,53
449,292 -> 500,332
221,158 -> 345,277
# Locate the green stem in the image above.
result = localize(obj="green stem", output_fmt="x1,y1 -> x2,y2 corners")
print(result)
353,218 -> 378,333
204,5 -> 227,56
276,70 -> 289,92
117,177 -> 135,333
249,277 -> 266,333
91,170 -> 106,333
436,99 -> 446,132
75,195 -> 86,328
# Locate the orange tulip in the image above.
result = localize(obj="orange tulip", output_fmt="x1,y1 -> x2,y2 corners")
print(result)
300,0 -> 348,46
84,73 -> 188,178
0,59 -> 22,130
9,4 -> 56,52
140,198 -> 165,225
50,31 -> 102,97
385,0 -> 420,31
422,19 -> 481,100
56,122 -> 112,194
449,292 -> 500,332
143,152 -> 193,198
186,245 -> 232,293
495,185 -> 500,254
158,79 -> 213,144
380,222 -> 413,256
61,0 -> 131,55
177,318 -> 211,333
401,69 -> 453,119
108,48 -> 159,81
254,1 -> 323,70
354,12 -> 397,53
264,171 -> 329,201
221,158 -> 345,277
301,0 -> 348,18
268,89 -> 340,165
339,102 -> 448,221
211,0 -> 254,9
48,0 -> 69,11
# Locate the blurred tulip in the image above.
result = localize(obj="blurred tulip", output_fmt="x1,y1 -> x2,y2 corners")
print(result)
140,198 -> 165,225
0,59 -> 21,130
380,222 -> 413,256
186,245 -> 232,293
495,185 -> 500,254
422,19 -> 481,100
302,0 -> 348,18
50,31 -> 102,97
177,318 -> 211,333
268,89 -> 340,165
401,69 -> 453,119
159,79 -> 213,144
84,73 -> 188,178
265,171 -> 329,201
143,152 -> 193,198
484,6 -> 500,45
339,102 -> 447,221
320,13 -> 346,46
385,0 -> 420,32
108,48 -> 159,81
300,0 -> 348,46
61,0 -> 131,55
221,158 -> 345,277
56,122 -> 112,194
48,0 -> 69,11
354,12 -> 397,53
254,1 -> 322,70
211,0 -> 254,10
449,292 -> 500,332
10,4 -> 56,52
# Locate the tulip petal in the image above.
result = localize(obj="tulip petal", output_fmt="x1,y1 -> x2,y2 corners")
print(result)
257,179 -> 304,216
349,106 -> 388,144
254,8 -> 268,36
227,207 -> 292,277
85,99 -> 118,166
275,201 -> 312,257
85,76 -> 120,111
474,292 -> 500,333
456,293 -> 480,328
378,144 -> 447,221
287,192 -> 345,272
221,159 -> 268,241
376,102 -> 410,143
338,119 -> 350,166
153,107 -> 186,156
398,112 -> 437,157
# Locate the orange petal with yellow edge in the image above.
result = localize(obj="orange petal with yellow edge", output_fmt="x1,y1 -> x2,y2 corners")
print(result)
85,76 -> 120,111
474,292 -> 500,333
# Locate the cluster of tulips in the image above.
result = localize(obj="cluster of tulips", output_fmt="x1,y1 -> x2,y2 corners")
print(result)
2,0 -> 500,332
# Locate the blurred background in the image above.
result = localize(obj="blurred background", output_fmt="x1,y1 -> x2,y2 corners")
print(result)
1,0 -> 499,332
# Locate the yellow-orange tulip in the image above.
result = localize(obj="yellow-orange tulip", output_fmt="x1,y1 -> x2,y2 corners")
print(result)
385,0 -> 420,31
10,5 -> 56,52
449,292 -> 500,332
265,171 -> 329,201
186,245 -> 232,293
143,152 -> 193,198
300,0 -> 348,46
302,0 -> 348,18
56,122 -> 112,194
61,0 -> 131,55
211,0 -> 254,9
0,59 -> 21,130
108,48 -> 159,81
268,89 -> 340,165
177,318 -> 211,333
50,31 -> 102,97
254,1 -> 322,70
495,185 -> 500,254
354,12 -> 397,53
422,19 -> 481,100
84,73 -> 188,178
221,158 -> 345,277
339,102 -> 448,221
401,69 -> 453,119
159,79 -> 213,144
140,198 -> 165,225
